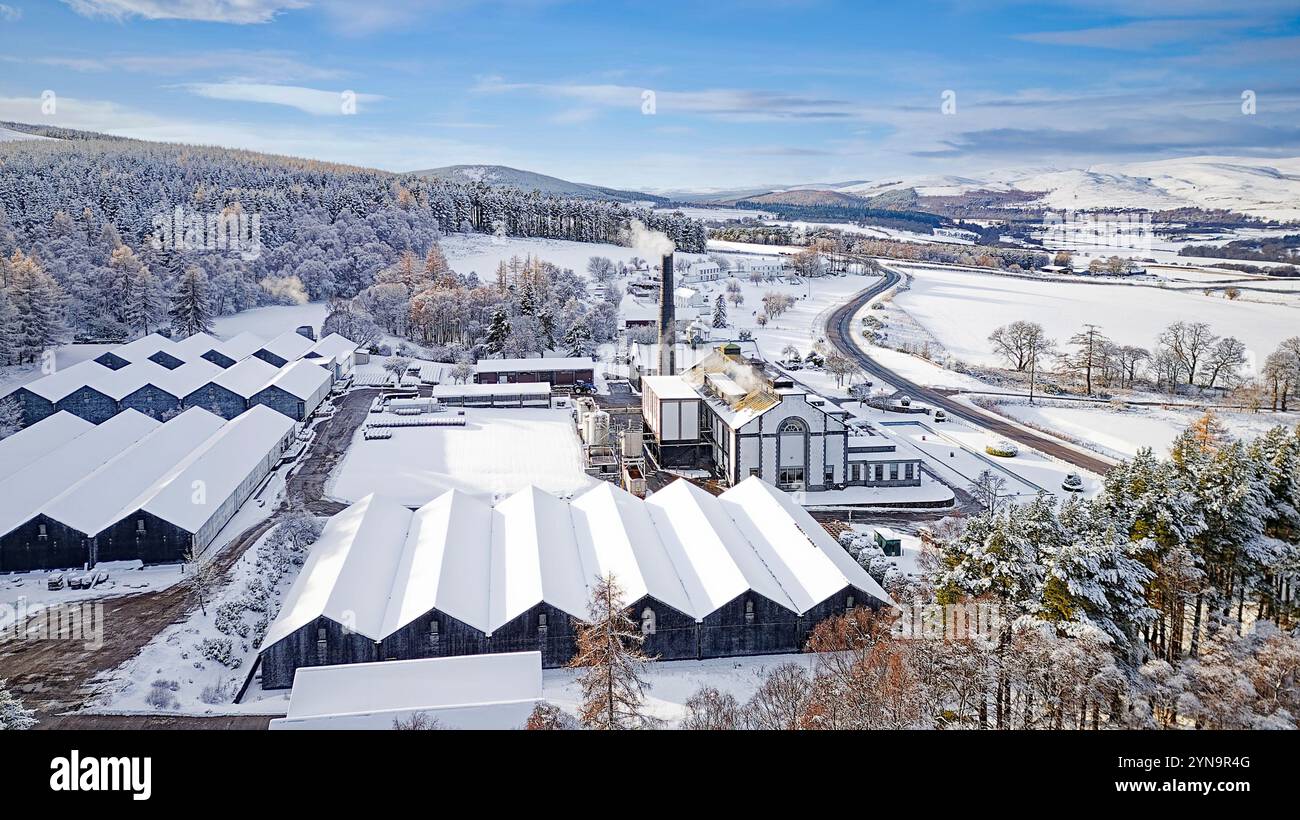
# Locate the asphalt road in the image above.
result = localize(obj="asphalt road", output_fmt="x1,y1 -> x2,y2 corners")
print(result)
825,268 -> 1117,478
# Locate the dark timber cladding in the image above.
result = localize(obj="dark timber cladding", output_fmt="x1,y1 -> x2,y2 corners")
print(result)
256,479 -> 893,687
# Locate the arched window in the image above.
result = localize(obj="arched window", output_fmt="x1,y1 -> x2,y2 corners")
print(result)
640,607 -> 657,636
744,599 -> 755,623
778,418 -> 809,434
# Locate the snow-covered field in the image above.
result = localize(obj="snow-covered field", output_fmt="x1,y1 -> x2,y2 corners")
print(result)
439,233 -> 646,280
891,264 -> 1300,371
0,561 -> 184,634
328,407 -> 594,505
210,302 -> 328,340
992,400 -> 1300,460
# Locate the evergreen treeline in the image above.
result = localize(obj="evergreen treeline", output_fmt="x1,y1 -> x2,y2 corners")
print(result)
0,131 -> 704,345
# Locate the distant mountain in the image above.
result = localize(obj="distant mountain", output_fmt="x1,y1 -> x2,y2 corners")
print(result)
830,157 -> 1300,222
413,164 -> 663,203
719,188 -> 869,207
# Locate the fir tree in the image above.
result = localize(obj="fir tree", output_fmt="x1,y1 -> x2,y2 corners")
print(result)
569,573 -> 653,730
484,308 -> 510,356
712,294 -> 727,329
0,679 -> 37,729
0,395 -> 22,439
563,316 -> 593,357
0,285 -> 17,365
168,266 -> 214,337
7,250 -> 66,363
125,266 -> 165,336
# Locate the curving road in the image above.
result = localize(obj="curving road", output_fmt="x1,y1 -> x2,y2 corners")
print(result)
825,268 -> 1117,477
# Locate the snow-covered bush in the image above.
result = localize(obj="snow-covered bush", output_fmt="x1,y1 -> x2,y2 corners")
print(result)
145,680 -> 177,710
214,601 -> 251,638
200,681 -> 230,705
196,638 -> 241,668
0,680 -> 37,729
985,440 -> 1019,458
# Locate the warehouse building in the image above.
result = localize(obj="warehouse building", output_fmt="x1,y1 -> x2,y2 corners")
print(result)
0,407 -> 294,571
249,359 -> 333,421
473,356 -> 595,387
254,330 -> 316,368
182,356 -> 281,419
641,345 -> 922,492
0,412 -> 94,484
93,333 -> 177,370
199,331 -> 266,368
257,477 -> 890,687
302,333 -> 358,380
428,382 -> 552,408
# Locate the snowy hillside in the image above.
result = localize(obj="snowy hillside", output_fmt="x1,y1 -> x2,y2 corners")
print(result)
414,164 -> 659,203
838,156 -> 1300,221
0,126 -> 55,143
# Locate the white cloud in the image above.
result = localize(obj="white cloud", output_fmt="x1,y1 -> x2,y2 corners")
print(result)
60,0 -> 308,24
0,4 -> 22,22
179,82 -> 384,115
4,51 -> 344,82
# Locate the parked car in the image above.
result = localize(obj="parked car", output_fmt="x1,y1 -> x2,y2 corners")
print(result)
47,572 -> 65,591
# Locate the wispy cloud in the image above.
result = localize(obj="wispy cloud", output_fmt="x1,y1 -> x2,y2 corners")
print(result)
61,0 -> 307,23
1016,17 -> 1263,50
179,82 -> 384,115
5,50 -> 344,82
0,4 -> 22,22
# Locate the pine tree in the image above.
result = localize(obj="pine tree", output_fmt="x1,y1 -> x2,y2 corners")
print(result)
125,266 -> 165,336
169,266 -> 214,337
0,395 -> 22,440
7,251 -> 67,363
712,294 -> 727,329
0,679 -> 37,729
563,316 -> 593,357
569,573 -> 653,730
0,285 -> 17,365
484,308 -> 510,356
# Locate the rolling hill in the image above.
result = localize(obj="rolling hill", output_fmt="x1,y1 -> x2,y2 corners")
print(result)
413,164 -> 662,203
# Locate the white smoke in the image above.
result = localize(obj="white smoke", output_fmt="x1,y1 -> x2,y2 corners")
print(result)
625,219 -> 675,260
259,275 -> 309,305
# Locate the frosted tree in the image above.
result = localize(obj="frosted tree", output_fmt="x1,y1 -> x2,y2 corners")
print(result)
125,266 -> 165,336
0,285 -> 17,365
711,294 -> 727,329
525,702 -> 578,730
569,573 -> 653,730
563,315 -> 593,358
0,680 -> 37,730
680,686 -> 742,730
484,308 -> 510,356
168,267 -> 214,337
7,250 -> 66,363
0,395 -> 22,439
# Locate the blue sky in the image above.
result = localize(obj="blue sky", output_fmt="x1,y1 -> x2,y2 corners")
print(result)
1,0 -> 1298,190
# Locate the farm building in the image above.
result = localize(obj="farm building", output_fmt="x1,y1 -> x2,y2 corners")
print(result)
269,652 -> 543,730
253,330 -> 315,368
257,477 -> 890,687
93,333 -> 177,370
199,331 -> 266,368
0,412 -> 94,484
0,407 -> 294,571
641,345 -> 922,492
473,356 -> 594,387
249,359 -> 333,421
428,382 -> 552,408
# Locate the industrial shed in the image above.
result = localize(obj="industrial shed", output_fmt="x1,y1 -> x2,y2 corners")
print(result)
269,652 -> 543,730
118,359 -> 224,420
258,478 -> 890,688
10,359 -> 110,426
249,359 -> 333,421
429,382 -> 552,408
199,331 -> 265,368
0,407 -> 294,571
253,330 -> 315,368
93,333 -> 176,370
0,412 -> 94,484
183,356 -> 280,419
302,333 -> 357,380
473,356 -> 594,387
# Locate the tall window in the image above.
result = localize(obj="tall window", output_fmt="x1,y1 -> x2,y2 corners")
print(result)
640,607 -> 657,636
537,612 -> 548,633
136,518 -> 147,534
37,523 -> 48,540
428,620 -> 440,650
744,600 -> 755,624
315,627 -> 328,663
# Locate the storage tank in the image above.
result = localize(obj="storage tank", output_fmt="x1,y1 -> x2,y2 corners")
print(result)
621,428 -> 643,459
583,409 -> 610,447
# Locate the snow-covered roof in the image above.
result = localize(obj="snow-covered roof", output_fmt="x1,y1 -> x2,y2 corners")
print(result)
109,333 -> 179,364
620,296 -> 660,323
169,332 -> 223,360
429,383 -> 552,398
642,375 -> 700,401
0,410 -> 161,537
133,405 -> 295,532
125,359 -> 225,400
474,357 -> 594,374
40,408 -> 228,537
255,359 -> 332,400
304,333 -> 357,362
214,331 -> 266,362
259,478 -> 892,652
270,652 -> 542,730
20,359 -> 108,402
259,330 -> 315,361
210,356 -> 281,398
0,412 -> 94,484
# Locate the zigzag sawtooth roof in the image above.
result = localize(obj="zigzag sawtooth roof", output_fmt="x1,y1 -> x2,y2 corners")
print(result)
259,330 -> 316,361
255,359 -> 332,400
0,412 -> 94,483
209,356 -> 282,398
259,478 -> 892,651
0,410 -> 162,537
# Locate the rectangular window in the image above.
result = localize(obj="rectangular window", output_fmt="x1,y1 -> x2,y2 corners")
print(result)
825,466 -> 835,485
905,463 -> 915,480
889,463 -> 899,481
874,464 -> 884,482
136,518 -> 147,533
37,523 -> 48,539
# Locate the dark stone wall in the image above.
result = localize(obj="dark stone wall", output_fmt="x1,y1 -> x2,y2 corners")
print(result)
630,595 -> 699,661
260,617 -> 381,690
698,592 -> 802,658
55,387 -> 119,424
13,388 -> 55,428
250,386 -> 305,420
253,350 -> 289,368
120,385 -> 182,420
183,384 -> 248,420
0,515 -> 91,573
94,511 -> 193,565
486,602 -> 581,668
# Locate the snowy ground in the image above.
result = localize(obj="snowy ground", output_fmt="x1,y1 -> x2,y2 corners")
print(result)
0,561 -> 184,634
210,302 -> 328,340
891,264 -> 1299,372
990,399 -> 1300,460
542,652 -> 819,726
328,407 -> 595,505
439,233 -> 647,280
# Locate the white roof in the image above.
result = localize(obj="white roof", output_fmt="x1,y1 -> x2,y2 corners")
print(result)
169,332 -> 223,360
124,359 -> 225,400
0,411 -> 161,537
256,359 -> 332,400
214,331 -> 266,362
272,652 -> 541,730
21,359 -> 107,402
474,357 -> 593,374
40,408 -> 228,536
429,383 -> 552,398
108,333 -> 179,364
259,330 -> 315,361
211,356 -> 280,398
0,412 -> 94,483
304,333 -> 356,362
642,375 -> 700,401
134,405 -> 295,532
260,478 -> 892,652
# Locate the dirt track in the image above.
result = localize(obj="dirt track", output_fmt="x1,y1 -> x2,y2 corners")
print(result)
0,390 -> 378,725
